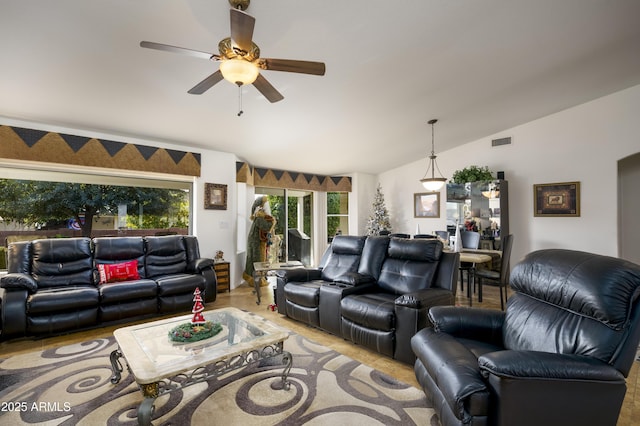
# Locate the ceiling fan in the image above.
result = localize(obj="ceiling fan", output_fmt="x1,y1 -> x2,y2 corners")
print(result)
140,0 -> 326,104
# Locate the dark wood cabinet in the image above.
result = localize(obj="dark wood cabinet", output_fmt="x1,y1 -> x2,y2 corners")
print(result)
213,261 -> 230,293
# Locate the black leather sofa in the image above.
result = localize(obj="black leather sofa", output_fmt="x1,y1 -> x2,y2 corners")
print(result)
411,249 -> 640,426
276,235 -> 460,364
0,235 -> 217,339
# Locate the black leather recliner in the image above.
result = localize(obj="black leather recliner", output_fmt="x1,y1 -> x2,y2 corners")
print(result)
411,249 -> 640,426
341,237 -> 458,364
278,235 -> 367,328
276,235 -> 460,364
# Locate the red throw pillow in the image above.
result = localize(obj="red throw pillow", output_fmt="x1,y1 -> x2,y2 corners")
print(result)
98,260 -> 140,284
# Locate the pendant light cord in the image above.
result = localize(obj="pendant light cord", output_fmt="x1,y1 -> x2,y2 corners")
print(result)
237,84 -> 244,116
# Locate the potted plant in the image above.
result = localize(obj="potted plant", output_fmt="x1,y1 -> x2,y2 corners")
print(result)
451,166 -> 494,184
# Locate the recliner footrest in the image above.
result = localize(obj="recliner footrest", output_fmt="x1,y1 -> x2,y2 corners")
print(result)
284,282 -> 321,308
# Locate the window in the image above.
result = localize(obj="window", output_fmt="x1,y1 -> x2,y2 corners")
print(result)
0,165 -> 193,270
327,192 -> 348,242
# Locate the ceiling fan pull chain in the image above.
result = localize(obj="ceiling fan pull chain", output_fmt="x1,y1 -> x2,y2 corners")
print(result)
237,84 -> 244,116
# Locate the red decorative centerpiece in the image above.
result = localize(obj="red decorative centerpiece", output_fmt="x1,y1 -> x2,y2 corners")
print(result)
168,288 -> 222,343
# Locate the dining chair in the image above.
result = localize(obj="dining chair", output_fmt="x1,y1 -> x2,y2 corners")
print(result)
474,234 -> 514,310
434,230 -> 449,241
458,231 -> 481,292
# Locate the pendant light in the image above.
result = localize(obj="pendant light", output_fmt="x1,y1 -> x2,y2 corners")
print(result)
420,119 -> 447,191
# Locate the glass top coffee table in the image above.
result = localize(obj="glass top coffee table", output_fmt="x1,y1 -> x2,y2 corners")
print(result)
109,307 -> 291,425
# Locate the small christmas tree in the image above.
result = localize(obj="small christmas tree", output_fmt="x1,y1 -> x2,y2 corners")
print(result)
365,184 -> 392,236
190,288 -> 206,325
169,287 -> 222,342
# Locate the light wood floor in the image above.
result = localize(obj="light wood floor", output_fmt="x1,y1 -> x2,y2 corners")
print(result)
1,283 -> 638,425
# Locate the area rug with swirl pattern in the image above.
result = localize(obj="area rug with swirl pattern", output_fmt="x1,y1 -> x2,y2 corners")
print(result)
0,333 -> 438,425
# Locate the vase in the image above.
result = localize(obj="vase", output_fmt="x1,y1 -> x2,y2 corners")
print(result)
454,223 -> 462,253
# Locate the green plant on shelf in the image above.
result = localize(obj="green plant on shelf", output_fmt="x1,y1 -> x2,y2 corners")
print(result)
451,166 -> 494,184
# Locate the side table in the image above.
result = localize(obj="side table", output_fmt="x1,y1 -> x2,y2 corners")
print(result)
213,261 -> 230,293
252,261 -> 303,306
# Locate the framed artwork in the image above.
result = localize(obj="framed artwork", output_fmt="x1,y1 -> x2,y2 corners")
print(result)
414,192 -> 440,218
534,181 -> 580,217
204,183 -> 227,210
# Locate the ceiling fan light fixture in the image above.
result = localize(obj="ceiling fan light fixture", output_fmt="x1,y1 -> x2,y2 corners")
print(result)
420,118 -> 447,191
220,58 -> 259,85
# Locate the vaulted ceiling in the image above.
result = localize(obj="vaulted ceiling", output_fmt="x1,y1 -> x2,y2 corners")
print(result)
1,0 -> 639,176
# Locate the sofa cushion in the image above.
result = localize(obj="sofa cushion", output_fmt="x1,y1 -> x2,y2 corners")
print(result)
341,293 -> 396,331
510,249 -> 640,330
93,236 -> 146,279
388,238 -> 442,261
99,279 -> 157,304
320,235 -> 367,282
97,260 -> 141,284
377,259 -> 439,295
377,239 -> 443,294
505,249 -> 640,363
145,236 -> 188,278
284,282 -> 321,308
27,286 -> 99,314
31,238 -> 94,289
156,274 -> 204,296
357,236 -> 390,281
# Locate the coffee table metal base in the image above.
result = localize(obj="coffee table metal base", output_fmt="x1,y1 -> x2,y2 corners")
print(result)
110,342 -> 292,425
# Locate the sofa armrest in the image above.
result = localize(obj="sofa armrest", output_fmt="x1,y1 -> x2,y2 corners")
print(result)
392,288 -> 455,365
479,350 -> 625,382
1,273 -> 37,292
395,288 -> 454,309
275,268 -> 322,283
411,328 -> 490,418
333,272 -> 375,286
185,258 -> 217,303
429,306 -> 505,345
0,286 -> 29,337
188,258 -> 215,273
274,268 -> 322,315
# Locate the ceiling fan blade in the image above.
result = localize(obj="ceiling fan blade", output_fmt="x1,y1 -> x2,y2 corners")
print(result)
230,8 -> 255,53
187,71 -> 224,94
261,58 -> 326,76
252,74 -> 284,103
140,41 -> 214,60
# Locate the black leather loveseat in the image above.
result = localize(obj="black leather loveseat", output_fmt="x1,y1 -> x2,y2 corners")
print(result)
411,249 -> 640,426
275,235 -> 459,364
0,235 -> 217,339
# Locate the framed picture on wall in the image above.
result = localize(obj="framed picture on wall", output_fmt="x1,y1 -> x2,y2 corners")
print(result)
533,181 -> 580,217
204,183 -> 227,210
414,192 -> 440,218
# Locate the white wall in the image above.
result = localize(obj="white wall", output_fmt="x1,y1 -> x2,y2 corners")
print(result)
195,149 -> 239,285
349,172 -> 378,235
379,84 -> 640,266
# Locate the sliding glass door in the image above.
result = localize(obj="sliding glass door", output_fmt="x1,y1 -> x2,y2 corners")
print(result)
255,187 -> 313,266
